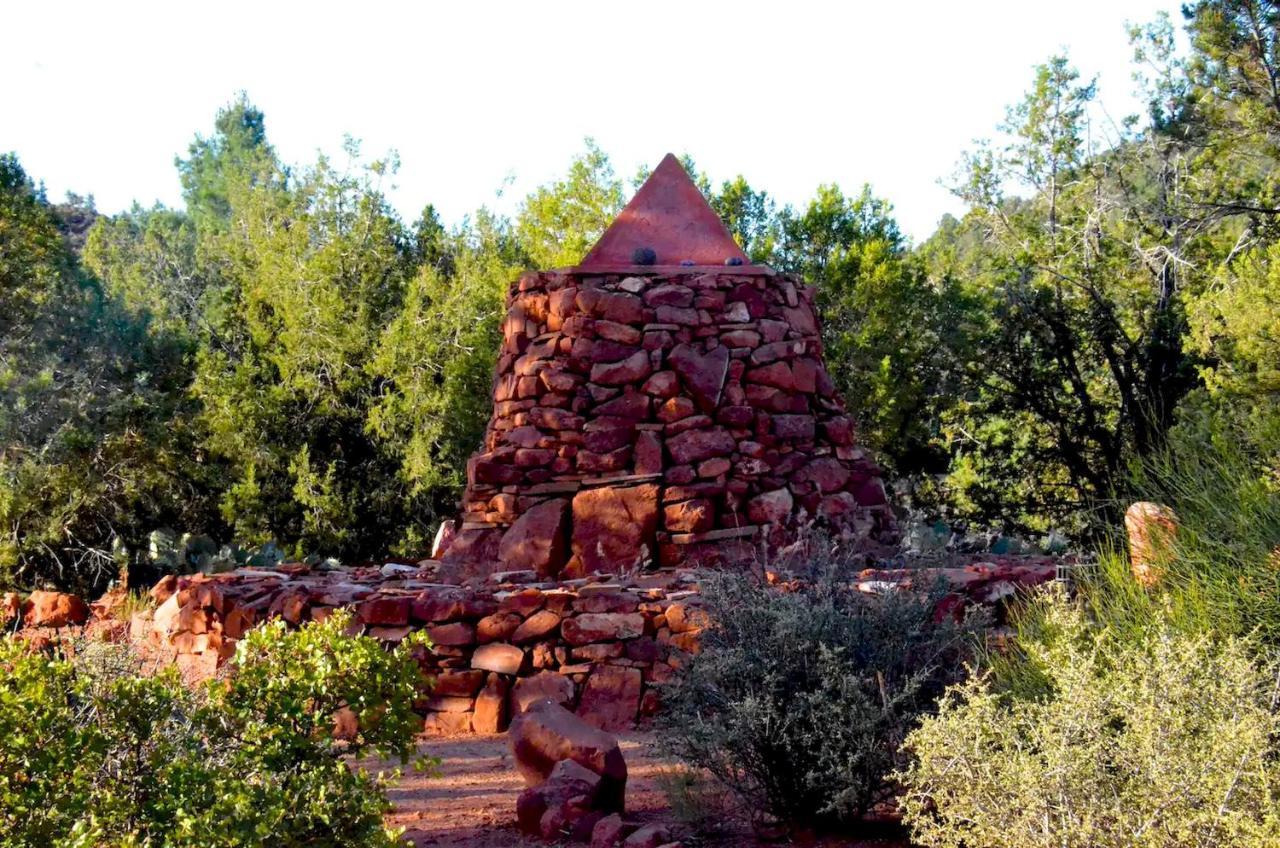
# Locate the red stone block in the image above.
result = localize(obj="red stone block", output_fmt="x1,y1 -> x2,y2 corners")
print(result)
358,596 -> 410,627
577,666 -> 643,732
570,484 -> 659,575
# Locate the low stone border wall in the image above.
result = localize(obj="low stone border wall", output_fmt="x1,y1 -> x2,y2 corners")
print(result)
134,565 -> 708,732
6,556 -> 1062,734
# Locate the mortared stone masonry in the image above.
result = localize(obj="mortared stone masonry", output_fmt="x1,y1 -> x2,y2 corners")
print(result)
438,154 -> 897,577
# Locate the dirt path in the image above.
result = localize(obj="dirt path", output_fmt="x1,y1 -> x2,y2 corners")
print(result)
381,731 -> 910,848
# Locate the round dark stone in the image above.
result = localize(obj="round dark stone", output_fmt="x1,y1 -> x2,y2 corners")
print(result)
632,246 -> 657,265
725,256 -> 744,266
679,259 -> 695,267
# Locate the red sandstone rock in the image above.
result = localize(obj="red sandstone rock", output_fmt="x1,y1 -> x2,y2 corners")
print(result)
425,695 -> 475,713
574,591 -> 638,614
517,758 -> 604,839
428,621 -> 476,647
773,414 -> 816,440
577,289 -> 645,324
745,361 -> 794,391
1,593 -> 20,629
358,596 -> 410,627
664,499 -> 715,533
500,587 -> 546,617
150,574 -> 178,605
571,484 -> 659,575
822,415 -> 854,445
512,609 -> 562,644
438,526 -> 502,566
434,669 -> 486,697
634,431 -> 663,475
476,611 -> 521,643
667,343 -> 730,413
562,613 -> 645,645
657,396 -> 697,423
1125,501 -> 1178,587
412,588 -> 468,623
643,284 -> 694,308
596,392 -> 651,419
641,371 -> 680,397
792,457 -> 851,494
513,670 -> 577,713
473,674 -> 511,733
499,498 -> 570,577
591,814 -> 635,848
590,351 -> 652,386
747,488 -> 794,525
23,591 -> 89,628
578,665 -> 643,732
665,602 -> 710,634
509,697 -> 628,810
472,642 -> 528,675
666,427 -> 735,465
423,711 -> 472,735
623,824 -> 673,848
571,643 -> 623,663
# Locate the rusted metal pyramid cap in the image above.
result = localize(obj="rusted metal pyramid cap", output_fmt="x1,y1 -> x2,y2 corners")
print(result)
577,153 -> 751,270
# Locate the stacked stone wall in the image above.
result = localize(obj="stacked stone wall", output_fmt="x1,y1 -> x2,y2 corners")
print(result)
133,565 -> 708,733
446,269 -> 896,577
110,557 -> 1060,735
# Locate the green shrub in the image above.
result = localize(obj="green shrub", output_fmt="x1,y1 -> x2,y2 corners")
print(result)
0,609 -> 431,847
898,591 -> 1280,848
660,564 -> 983,833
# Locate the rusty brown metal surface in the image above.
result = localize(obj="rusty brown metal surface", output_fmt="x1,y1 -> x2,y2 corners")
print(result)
577,153 -> 751,269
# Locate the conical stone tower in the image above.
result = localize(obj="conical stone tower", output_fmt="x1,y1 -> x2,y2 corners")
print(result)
440,155 -> 896,577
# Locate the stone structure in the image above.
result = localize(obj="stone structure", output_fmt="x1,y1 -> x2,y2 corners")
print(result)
85,555 -> 1058,733
441,155 -> 896,577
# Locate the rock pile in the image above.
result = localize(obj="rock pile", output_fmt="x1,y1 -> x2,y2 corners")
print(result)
440,155 -> 896,578
510,698 -> 681,847
510,698 -> 628,839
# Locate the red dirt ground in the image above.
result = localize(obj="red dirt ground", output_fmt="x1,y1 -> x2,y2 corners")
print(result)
380,731 -> 911,848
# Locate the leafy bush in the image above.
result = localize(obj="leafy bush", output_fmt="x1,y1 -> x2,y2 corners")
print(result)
660,564 -> 983,833
0,609 -> 430,847
898,591 -> 1280,848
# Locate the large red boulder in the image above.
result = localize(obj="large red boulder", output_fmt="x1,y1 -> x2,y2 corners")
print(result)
509,697 -> 627,811
571,484 -> 659,574
499,498 -> 570,577
23,591 -> 90,628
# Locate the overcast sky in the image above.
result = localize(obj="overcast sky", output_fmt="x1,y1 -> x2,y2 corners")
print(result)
3,0 -> 1185,242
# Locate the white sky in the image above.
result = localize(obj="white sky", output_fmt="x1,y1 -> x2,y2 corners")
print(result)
3,0 -> 1185,242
